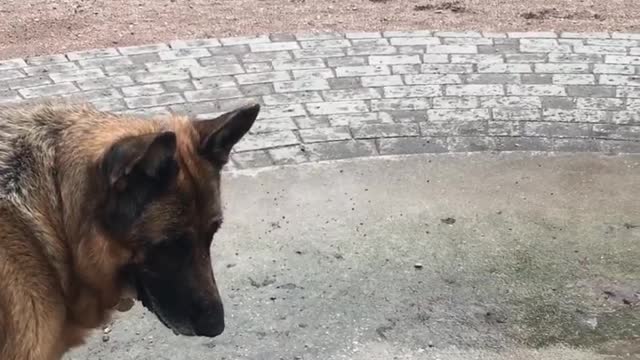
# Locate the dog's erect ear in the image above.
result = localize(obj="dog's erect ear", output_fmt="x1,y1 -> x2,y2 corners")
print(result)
193,103 -> 260,166
102,131 -> 178,189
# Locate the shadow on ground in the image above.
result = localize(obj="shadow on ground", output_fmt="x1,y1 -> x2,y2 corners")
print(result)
66,152 -> 640,360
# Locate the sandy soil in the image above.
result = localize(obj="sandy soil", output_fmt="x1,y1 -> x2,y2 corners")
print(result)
1,0 -> 640,59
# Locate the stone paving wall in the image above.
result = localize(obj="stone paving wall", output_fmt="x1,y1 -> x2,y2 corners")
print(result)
1,31 -> 640,169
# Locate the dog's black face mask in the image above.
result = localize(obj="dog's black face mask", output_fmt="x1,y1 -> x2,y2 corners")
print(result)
134,230 -> 225,337
99,104 -> 259,338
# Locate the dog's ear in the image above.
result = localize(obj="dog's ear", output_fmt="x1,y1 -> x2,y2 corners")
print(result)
193,103 -> 260,166
102,131 -> 178,190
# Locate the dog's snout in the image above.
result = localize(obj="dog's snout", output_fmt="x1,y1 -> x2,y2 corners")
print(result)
192,301 -> 225,337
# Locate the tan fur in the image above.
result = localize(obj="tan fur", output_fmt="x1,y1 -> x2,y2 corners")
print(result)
0,100 -> 233,359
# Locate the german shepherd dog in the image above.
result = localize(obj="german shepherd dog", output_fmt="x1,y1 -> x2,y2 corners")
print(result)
0,100 -> 259,359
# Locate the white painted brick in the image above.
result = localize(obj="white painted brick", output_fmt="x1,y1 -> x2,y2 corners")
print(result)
446,85 -> 504,96
259,104 -> 307,119
66,48 -> 119,61
0,70 -> 25,81
605,55 -> 640,65
574,45 -> 627,54
170,39 -> 222,48
421,64 -> 474,73
577,97 -> 624,110
272,58 -> 325,70
389,37 -> 440,46
299,40 -> 351,49
369,55 -> 421,65
507,85 -> 566,96
427,109 -> 490,121
0,59 -> 27,70
383,85 -> 441,98
534,63 -> 590,73
299,127 -> 352,143
480,96 -> 542,108
371,98 -> 430,111
432,96 -> 480,109
435,31 -> 482,38
306,101 -> 368,115
250,117 -> 297,133
361,75 -> 403,87
346,32 -> 382,39
184,88 -> 243,102
328,112 -> 393,126
588,39 -> 637,47
124,93 -> 184,108
146,59 -> 200,72
450,54 -> 503,64
599,75 -> 640,86
426,45 -> 477,54
322,88 -> 381,101
561,32 -> 610,39
190,64 -> 245,77
235,131 -> 299,152
263,92 -> 323,105
422,54 -> 450,63
274,78 -> 331,92
553,74 -> 596,85
352,123 -> 419,139
383,30 -> 433,37
159,48 -> 211,60
617,87 -> 640,98
543,109 -> 607,123
77,75 -> 134,90
220,35 -> 270,46
520,39 -> 571,53
593,64 -> 635,74
18,83 -> 79,98
508,32 -> 557,38
392,65 -> 420,75
442,37 -> 493,46
611,33 -> 640,40
250,42 -> 300,52
292,69 -> 335,79
121,84 -> 165,97
48,69 -> 105,83
405,74 -> 462,85
492,108 -> 541,121
25,54 -> 68,66
294,48 -> 346,58
235,71 -> 290,85
135,70 -> 190,84
295,32 -> 344,41
335,65 -> 390,77
346,46 -> 397,56
478,63 -> 532,73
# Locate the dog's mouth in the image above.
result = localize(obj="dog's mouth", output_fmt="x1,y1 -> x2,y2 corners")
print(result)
132,271 -> 195,336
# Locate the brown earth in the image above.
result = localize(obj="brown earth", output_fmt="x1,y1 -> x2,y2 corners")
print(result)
1,0 -> 640,59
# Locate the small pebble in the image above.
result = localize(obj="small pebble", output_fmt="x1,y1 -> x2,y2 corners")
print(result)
414,263 -> 424,269
102,335 -> 110,342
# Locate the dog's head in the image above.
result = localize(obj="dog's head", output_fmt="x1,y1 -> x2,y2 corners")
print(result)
93,104 -> 259,337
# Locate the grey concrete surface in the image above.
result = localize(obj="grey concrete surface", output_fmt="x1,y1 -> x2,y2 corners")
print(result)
66,152 -> 640,359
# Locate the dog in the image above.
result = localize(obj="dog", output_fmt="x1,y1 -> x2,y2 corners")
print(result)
0,100 -> 259,360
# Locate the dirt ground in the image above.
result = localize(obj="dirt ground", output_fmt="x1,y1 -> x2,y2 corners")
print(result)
1,0 -> 640,59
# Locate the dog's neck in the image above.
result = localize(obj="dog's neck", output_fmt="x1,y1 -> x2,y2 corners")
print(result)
53,114 -> 166,328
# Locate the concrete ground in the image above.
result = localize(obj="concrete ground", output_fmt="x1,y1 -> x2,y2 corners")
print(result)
65,152 -> 640,360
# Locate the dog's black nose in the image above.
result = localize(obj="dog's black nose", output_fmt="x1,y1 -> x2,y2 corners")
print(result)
192,302 -> 225,337
194,319 -> 225,337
